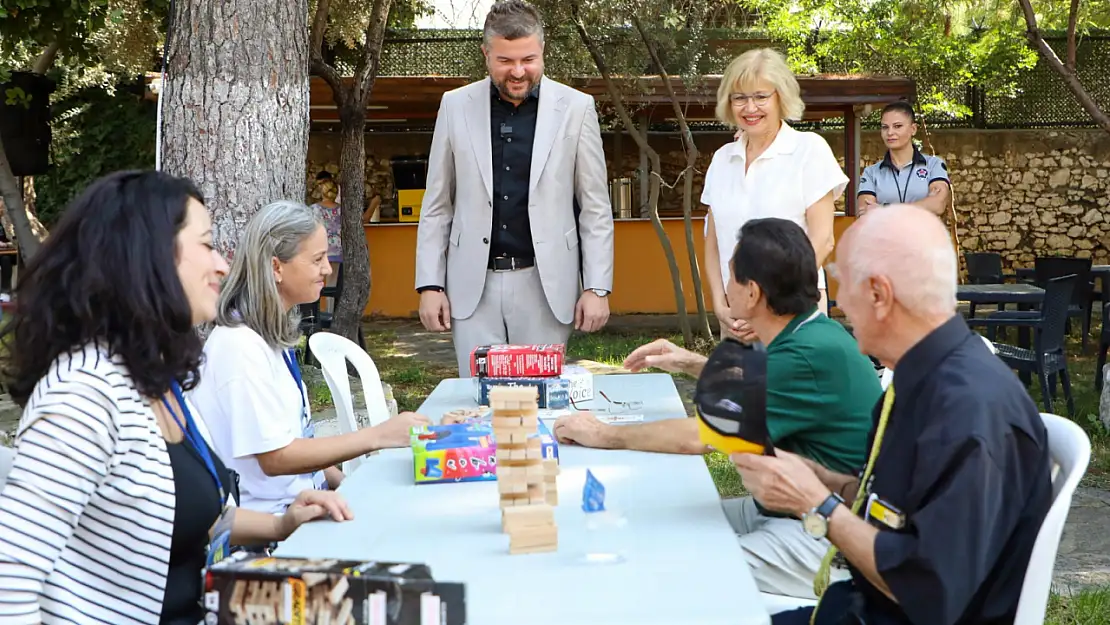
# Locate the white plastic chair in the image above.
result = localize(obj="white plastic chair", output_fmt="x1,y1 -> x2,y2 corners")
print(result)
0,445 -> 13,492
880,334 -> 996,390
308,332 -> 392,475
1013,413 -> 1091,624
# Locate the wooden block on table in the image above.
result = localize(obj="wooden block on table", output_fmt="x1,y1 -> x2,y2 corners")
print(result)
498,479 -> 527,494
508,525 -> 558,552
492,415 -> 523,429
489,386 -> 540,405
508,448 -> 527,461
492,407 -> 538,418
525,463 -> 545,478
525,445 -> 544,460
543,459 -> 559,474
501,503 -> 554,531
500,493 -> 529,508
520,414 -> 538,430
545,490 -> 558,506
507,430 -> 531,444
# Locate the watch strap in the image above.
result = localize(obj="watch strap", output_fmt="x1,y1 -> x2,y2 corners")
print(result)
816,492 -> 844,520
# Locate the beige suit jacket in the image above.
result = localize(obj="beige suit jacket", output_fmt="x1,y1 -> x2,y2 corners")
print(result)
414,77 -> 614,325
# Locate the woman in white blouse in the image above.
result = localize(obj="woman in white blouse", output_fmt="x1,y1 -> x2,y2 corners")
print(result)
702,48 -> 848,340
0,171 -> 352,625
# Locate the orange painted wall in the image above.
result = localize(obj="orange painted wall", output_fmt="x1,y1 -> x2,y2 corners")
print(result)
364,215 -> 858,318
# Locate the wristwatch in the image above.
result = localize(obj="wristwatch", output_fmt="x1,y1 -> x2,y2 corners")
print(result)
588,288 -> 610,298
802,492 -> 844,539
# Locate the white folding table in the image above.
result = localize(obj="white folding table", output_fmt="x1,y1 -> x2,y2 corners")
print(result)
277,372 -> 771,625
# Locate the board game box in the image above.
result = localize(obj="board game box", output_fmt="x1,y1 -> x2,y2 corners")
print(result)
474,364 -> 594,409
203,554 -> 466,625
469,344 -> 565,378
411,419 -> 559,485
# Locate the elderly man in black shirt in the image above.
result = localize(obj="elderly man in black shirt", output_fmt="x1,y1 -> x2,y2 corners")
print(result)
732,204 -> 1053,625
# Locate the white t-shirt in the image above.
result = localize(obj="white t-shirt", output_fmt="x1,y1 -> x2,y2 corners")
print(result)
702,122 -> 848,290
189,324 -> 325,514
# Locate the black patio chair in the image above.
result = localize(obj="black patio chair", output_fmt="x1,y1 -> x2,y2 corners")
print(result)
976,274 -> 1077,417
1032,257 -> 1094,352
964,252 -> 1013,318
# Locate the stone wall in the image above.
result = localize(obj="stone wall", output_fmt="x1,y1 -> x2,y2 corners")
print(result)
307,128 -> 1110,268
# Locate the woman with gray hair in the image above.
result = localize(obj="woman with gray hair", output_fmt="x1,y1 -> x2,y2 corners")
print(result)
189,200 -> 429,514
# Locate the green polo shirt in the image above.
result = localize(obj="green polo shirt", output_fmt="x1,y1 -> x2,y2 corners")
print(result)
765,308 -> 879,474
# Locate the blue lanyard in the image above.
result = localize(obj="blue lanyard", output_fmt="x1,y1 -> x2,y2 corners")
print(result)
162,381 -> 226,506
282,349 -> 307,414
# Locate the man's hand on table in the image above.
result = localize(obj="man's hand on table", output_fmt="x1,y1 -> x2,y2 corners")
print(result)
367,411 -> 431,448
623,338 -> 707,376
553,411 -> 617,449
730,450 -> 831,517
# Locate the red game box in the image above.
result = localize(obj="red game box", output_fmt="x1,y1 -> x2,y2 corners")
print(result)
470,344 -> 565,378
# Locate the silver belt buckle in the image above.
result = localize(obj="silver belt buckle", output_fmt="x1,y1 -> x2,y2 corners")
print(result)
492,256 -> 514,272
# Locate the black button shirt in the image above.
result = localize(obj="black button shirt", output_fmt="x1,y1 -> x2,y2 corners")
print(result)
846,315 -> 1053,625
489,82 -> 539,262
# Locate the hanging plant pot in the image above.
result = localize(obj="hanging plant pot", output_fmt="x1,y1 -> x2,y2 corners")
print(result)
0,72 -> 55,176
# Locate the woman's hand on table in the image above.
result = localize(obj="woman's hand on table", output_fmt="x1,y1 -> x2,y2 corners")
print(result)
552,411 -> 616,449
367,411 -> 431,448
278,490 -> 354,539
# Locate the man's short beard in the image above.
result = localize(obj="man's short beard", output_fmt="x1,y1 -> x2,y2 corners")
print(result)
495,76 -> 538,102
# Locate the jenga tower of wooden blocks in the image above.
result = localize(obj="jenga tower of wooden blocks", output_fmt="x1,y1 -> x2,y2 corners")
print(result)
489,385 -> 558,554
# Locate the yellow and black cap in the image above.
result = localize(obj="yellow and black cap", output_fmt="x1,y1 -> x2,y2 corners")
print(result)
694,338 -> 775,456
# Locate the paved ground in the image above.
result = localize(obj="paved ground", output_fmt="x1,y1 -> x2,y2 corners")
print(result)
1,315 -> 1106,592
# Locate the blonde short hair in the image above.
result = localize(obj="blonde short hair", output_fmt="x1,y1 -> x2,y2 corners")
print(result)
715,48 -> 805,126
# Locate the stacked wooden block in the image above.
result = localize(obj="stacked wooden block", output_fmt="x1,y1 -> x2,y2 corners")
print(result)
489,386 -> 560,554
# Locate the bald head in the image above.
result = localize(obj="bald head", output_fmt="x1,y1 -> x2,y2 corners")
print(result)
841,204 -> 957,319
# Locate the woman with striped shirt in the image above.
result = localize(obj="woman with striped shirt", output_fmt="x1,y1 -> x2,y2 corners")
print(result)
0,171 -> 353,625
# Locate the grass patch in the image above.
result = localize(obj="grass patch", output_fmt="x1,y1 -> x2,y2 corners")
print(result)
364,329 -> 457,413
1016,331 -> 1110,489
1045,585 -> 1110,625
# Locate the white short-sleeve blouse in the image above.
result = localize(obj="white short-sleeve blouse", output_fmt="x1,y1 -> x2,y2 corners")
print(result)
702,122 -> 848,290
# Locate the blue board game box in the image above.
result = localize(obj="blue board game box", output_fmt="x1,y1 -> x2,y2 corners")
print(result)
410,419 -> 559,484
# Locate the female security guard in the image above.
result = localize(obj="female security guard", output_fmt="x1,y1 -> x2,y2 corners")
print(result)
856,102 -> 951,217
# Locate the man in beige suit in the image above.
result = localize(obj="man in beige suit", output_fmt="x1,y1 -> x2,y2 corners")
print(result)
415,0 -> 615,377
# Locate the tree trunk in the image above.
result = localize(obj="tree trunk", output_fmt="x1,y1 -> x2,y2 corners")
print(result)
569,2 -> 692,345
309,0 -> 392,343
680,151 -> 712,338
1017,0 -> 1110,136
331,101 -> 372,341
161,0 -> 310,257
0,143 -> 42,262
632,15 -> 712,339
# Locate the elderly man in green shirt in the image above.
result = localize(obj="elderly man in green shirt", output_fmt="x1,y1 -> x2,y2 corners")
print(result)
553,217 -> 880,599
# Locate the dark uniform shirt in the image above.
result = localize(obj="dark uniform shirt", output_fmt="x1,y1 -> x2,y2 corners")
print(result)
488,82 -> 539,263
843,315 -> 1053,625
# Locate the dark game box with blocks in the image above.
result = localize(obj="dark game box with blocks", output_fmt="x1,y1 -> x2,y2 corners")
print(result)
203,554 -> 466,625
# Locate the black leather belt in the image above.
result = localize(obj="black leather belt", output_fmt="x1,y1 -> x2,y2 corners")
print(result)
488,256 -> 535,271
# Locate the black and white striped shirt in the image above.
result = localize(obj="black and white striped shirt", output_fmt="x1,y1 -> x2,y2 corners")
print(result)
0,343 -> 182,624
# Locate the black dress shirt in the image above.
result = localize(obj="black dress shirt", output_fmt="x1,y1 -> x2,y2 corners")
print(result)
489,82 -> 539,262
836,315 -> 1053,625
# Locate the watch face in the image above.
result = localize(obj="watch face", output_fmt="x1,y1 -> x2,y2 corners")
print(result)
803,513 -> 827,539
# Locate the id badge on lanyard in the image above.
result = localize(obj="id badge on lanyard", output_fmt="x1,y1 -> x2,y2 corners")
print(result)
283,350 -> 328,491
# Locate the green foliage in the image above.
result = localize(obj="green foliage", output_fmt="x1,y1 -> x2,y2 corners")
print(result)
0,0 -> 167,69
33,84 -> 156,226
